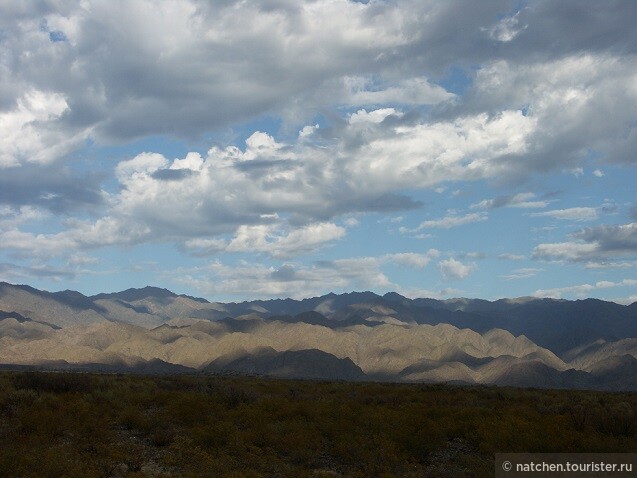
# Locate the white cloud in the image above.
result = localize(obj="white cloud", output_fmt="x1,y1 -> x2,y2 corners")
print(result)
348,108 -> 402,125
533,242 -> 599,262
0,228 -> 76,258
343,217 -> 360,227
2,3 -> 636,180
2,1 -> 637,301
182,222 -> 347,259
470,54 -> 637,173
348,110 -> 537,193
613,294 -> 637,305
398,287 -> 463,300
115,153 -> 168,179
0,261 -> 89,283
1,104 -> 540,257
346,76 -> 454,106
0,0 -> 461,166
385,250 -> 440,269
0,90 -> 87,167
67,253 -> 99,266
438,258 -> 476,281
471,192 -> 548,210
530,207 -> 599,221
498,253 -> 525,261
183,238 -> 227,256
584,261 -> 636,270
170,250 -> 441,300
174,257 -> 393,300
533,222 -> 637,265
0,205 -> 47,228
226,222 -> 346,259
534,279 -> 637,300
486,12 -> 526,43
413,212 -> 488,231
299,124 -> 319,138
502,268 -> 542,280
464,252 -> 486,260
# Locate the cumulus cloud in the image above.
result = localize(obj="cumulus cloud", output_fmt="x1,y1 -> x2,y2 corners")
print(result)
533,242 -> 601,263
345,76 -> 454,106
577,223 -> 637,252
438,258 -> 476,281
2,0 -> 637,299
1,0 -> 476,167
169,250 -> 440,299
456,54 -> 637,181
2,1 -> 636,172
348,108 -> 403,125
0,105 -> 541,258
384,250 -> 440,269
0,90 -> 74,167
224,222 -> 347,259
3,2 -> 633,215
0,207 -> 73,259
173,257 -> 392,300
533,222 -> 637,266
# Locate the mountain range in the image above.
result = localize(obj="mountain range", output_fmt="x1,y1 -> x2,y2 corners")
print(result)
1,281 -> 635,390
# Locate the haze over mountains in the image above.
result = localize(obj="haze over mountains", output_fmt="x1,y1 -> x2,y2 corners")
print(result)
1,282 -> 635,390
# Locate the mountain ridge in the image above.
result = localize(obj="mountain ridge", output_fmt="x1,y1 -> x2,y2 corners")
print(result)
0,282 -> 635,390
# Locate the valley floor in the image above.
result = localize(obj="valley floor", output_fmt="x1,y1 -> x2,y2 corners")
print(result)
0,371 -> 636,477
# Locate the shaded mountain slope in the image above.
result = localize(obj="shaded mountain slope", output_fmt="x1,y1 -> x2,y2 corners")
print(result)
3,282 -> 636,360
0,315 -> 604,387
205,347 -> 366,381
407,296 -> 637,356
0,282 -> 106,328
564,339 -> 637,371
0,282 -> 635,389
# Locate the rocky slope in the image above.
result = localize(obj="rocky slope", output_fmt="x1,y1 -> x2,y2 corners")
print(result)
0,282 -> 635,389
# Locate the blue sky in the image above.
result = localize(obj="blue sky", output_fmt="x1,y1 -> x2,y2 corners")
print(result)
1,0 -> 637,303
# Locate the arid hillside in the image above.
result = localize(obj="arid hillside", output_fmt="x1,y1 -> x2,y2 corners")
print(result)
1,282 -> 636,389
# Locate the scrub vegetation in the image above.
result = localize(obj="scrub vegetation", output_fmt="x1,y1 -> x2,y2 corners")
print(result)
0,371 -> 635,477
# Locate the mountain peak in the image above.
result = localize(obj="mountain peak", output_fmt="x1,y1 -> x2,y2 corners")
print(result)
91,286 -> 177,302
383,291 -> 408,303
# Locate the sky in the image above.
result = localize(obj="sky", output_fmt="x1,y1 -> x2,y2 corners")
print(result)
1,0 -> 637,303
